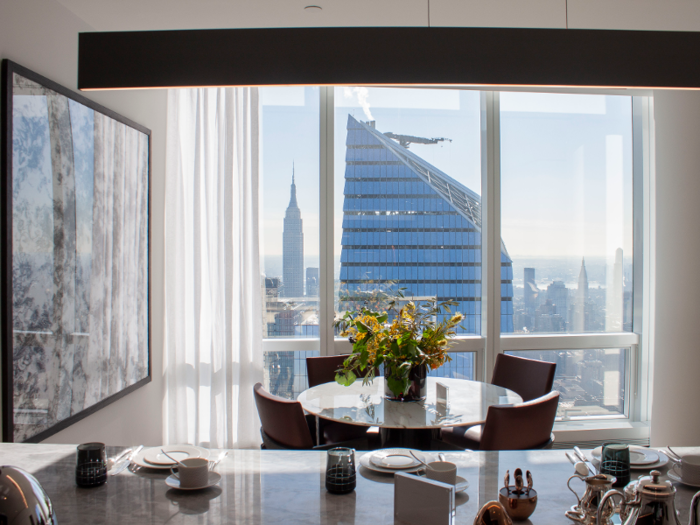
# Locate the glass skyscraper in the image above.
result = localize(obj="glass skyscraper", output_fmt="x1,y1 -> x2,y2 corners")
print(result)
339,115 -> 514,334
282,172 -> 304,298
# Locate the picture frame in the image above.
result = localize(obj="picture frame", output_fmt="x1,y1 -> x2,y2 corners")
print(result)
1,59 -> 151,442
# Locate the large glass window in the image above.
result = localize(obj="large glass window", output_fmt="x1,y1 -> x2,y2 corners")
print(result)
260,87 -> 645,423
260,87 -> 320,339
500,93 -> 634,335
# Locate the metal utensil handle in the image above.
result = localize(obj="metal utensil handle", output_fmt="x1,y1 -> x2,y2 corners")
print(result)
565,509 -> 586,523
567,474 -> 586,505
597,488 -> 625,525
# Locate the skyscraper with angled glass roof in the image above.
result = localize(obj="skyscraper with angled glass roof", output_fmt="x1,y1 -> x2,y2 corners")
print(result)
339,115 -> 514,334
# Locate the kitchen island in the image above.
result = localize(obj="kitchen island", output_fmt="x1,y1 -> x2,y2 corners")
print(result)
1,444 -> 698,524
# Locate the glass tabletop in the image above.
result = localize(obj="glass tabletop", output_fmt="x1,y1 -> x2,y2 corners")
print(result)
297,377 -> 522,429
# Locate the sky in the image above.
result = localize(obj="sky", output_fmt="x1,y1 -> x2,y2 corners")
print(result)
259,86 -> 634,278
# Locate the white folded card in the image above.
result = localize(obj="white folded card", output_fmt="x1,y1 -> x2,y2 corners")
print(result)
436,382 -> 449,405
394,471 -> 455,525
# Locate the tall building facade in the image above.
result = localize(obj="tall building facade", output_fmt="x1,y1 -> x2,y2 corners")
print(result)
282,172 -> 304,298
339,115 -> 513,334
306,267 -> 319,297
524,267 -> 537,312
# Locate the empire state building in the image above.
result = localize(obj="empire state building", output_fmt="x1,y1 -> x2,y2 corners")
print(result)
282,172 -> 304,297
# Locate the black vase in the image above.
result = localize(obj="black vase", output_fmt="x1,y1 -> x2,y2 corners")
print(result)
384,364 -> 427,401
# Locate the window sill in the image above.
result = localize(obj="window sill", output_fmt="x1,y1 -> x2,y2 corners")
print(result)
553,420 -> 650,447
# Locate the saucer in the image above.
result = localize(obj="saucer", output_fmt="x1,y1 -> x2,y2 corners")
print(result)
144,445 -> 209,466
165,472 -> 222,491
360,452 -> 429,474
370,448 -> 425,470
417,473 -> 469,493
667,467 -> 700,488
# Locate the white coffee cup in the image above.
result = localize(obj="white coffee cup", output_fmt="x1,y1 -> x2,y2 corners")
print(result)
171,458 -> 210,488
675,454 -> 700,484
426,461 -> 457,485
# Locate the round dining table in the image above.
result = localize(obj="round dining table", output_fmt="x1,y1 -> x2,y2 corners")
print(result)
297,376 -> 522,449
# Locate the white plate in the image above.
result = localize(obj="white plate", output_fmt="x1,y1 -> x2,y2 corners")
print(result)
165,472 -> 221,491
592,449 -> 669,471
360,452 -> 429,474
131,446 -> 210,470
667,466 -> 700,488
592,446 -> 660,466
143,445 -> 209,466
418,473 -> 469,494
370,448 -> 425,469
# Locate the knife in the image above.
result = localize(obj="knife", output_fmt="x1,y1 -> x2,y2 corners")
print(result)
111,445 -> 143,476
573,447 -> 597,475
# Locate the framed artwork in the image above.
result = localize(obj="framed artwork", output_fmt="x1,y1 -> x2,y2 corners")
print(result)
1,60 -> 151,442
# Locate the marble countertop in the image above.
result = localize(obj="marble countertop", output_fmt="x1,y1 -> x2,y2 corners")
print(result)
297,377 -> 522,428
1,444 -> 699,524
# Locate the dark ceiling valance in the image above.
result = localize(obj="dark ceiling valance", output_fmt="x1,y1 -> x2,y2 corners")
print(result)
78,27 -> 700,90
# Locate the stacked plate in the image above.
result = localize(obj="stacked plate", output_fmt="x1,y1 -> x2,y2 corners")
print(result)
591,446 -> 668,470
360,448 -> 427,474
131,445 -> 211,470
359,448 -> 469,493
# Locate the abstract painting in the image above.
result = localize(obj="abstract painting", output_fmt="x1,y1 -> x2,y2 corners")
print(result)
1,60 -> 150,442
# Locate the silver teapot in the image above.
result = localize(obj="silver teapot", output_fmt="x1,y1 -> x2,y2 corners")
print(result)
597,470 -> 700,525
566,473 -> 618,525
0,466 -> 56,524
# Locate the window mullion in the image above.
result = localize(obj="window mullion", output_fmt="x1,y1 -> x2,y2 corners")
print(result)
319,86 -> 334,356
481,91 -> 502,382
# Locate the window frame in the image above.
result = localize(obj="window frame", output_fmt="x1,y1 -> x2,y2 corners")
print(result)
262,86 -> 653,432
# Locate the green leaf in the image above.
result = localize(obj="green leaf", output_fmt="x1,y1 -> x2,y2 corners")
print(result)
387,375 -> 409,397
376,314 -> 388,324
356,321 -> 369,333
335,370 -> 357,387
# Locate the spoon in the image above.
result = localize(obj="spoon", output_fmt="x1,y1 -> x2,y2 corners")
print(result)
209,451 -> 228,471
160,449 -> 186,468
438,453 -> 447,462
667,446 -> 683,462
409,450 -> 431,469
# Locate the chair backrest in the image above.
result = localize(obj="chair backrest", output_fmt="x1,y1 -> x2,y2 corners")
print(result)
253,383 -> 314,449
306,354 -> 350,388
491,353 -> 556,402
479,391 -> 560,451
306,354 -> 373,388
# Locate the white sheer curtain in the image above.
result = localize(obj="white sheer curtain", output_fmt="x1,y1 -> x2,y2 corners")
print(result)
163,87 -> 263,449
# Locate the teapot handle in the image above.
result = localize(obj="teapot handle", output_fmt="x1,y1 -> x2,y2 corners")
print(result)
597,489 -> 625,525
690,490 -> 700,525
567,474 -> 586,505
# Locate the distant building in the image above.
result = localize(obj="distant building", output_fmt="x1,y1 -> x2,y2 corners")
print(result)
306,267 -> 319,297
265,277 -> 281,299
547,280 -> 568,320
282,170 -> 304,298
573,258 -> 589,332
524,268 -> 538,312
338,115 -> 513,334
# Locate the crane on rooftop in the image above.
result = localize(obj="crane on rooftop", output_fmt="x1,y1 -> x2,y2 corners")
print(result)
383,131 -> 452,149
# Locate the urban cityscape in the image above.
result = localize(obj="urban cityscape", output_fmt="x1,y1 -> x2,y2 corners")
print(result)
263,112 -> 631,420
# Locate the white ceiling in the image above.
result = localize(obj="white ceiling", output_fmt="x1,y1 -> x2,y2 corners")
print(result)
54,0 -> 431,31
55,0 -> 700,33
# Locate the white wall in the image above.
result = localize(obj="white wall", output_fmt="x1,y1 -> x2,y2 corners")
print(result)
650,90 -> 700,446
1,0 -> 167,446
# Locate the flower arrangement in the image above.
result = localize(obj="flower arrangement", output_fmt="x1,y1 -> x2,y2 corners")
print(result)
334,290 -> 464,400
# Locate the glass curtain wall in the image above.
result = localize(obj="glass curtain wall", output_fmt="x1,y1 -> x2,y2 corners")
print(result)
261,87 -> 642,419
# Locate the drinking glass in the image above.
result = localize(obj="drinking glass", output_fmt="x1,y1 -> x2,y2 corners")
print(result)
600,443 -> 630,487
326,448 -> 356,494
76,442 -> 107,487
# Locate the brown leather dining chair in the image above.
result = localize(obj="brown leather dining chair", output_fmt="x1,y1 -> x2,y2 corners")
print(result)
491,353 -> 557,402
253,382 -> 369,450
305,355 -> 374,446
440,391 -> 560,450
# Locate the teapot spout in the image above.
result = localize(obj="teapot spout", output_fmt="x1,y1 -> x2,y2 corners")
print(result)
690,491 -> 700,525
